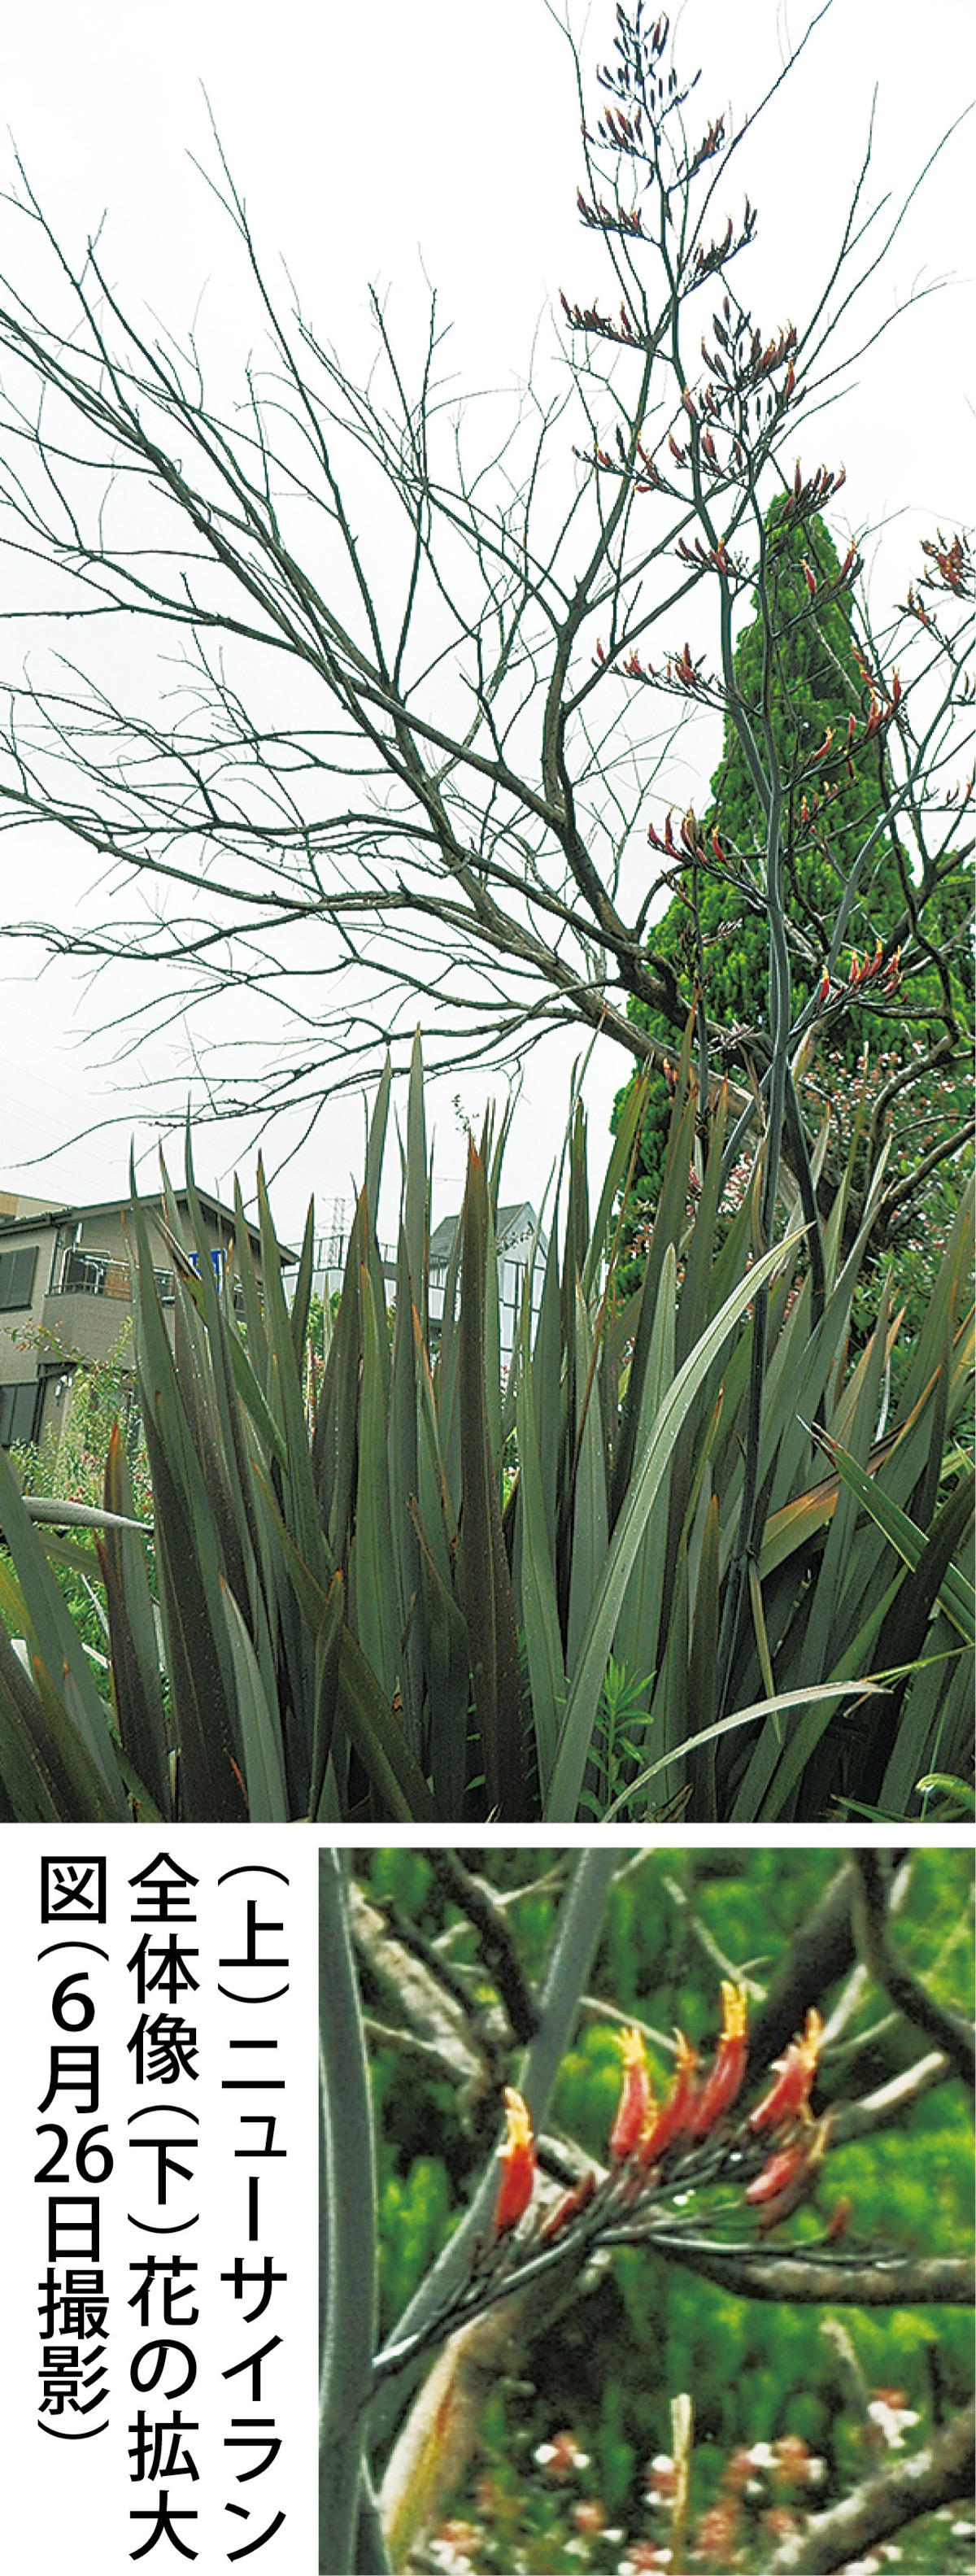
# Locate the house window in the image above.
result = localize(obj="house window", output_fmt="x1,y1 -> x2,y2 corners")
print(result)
0,1380 -> 41,1447
0,1245 -> 38,1311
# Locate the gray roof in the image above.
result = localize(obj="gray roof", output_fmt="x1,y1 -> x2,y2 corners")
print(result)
428,1201 -> 543,1265
0,1184 -> 298,1265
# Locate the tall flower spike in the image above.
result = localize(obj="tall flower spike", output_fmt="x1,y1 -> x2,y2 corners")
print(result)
749,2007 -> 824,2133
688,1982 -> 748,2136
494,2087 -> 536,2237
610,2025 -> 656,2162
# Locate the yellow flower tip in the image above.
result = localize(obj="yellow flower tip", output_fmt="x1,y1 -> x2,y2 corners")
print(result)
802,2008 -> 825,2066
502,2086 -> 533,2154
808,2109 -> 833,2168
620,2024 -> 648,2071
673,2029 -> 699,2075
721,1982 -> 748,2041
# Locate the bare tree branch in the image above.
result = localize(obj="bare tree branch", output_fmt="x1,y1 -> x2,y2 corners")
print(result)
647,2242 -> 974,2308
854,1851 -> 976,2089
0,4 -> 967,1196
770,2395 -> 976,2573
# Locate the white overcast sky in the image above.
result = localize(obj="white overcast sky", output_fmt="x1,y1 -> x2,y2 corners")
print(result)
0,0 -> 971,1249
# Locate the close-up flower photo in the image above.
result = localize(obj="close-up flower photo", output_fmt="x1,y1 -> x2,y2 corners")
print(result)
318,1846 -> 974,2575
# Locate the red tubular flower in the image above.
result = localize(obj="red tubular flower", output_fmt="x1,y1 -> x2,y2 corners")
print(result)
540,2169 -> 597,2244
638,2032 -> 699,2166
826,2195 -> 852,2242
749,2009 -> 824,2133
494,2087 -> 535,2237
688,1982 -> 748,2137
610,2025 -> 656,2162
747,2116 -> 832,2231
745,2141 -> 806,2205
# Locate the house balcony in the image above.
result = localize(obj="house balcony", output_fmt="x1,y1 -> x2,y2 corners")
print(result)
47,1246 -> 176,1303
44,1247 -> 242,1358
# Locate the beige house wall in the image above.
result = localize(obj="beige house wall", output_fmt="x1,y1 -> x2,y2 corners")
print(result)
1,1188 -> 281,1454
0,1224 -> 58,1384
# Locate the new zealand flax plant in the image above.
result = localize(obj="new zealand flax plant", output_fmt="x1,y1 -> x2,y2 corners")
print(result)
0,1030 -> 971,1822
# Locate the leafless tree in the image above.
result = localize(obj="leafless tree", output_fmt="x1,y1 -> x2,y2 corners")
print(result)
0,1 -> 969,1214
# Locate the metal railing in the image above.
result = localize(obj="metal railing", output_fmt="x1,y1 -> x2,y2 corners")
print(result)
50,1248 -> 176,1303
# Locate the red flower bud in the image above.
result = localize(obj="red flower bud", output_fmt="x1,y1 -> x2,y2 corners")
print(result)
749,2009 -> 824,2133
747,2116 -> 831,2230
826,2195 -> 852,2241
688,1982 -> 748,2136
638,2031 -> 699,2165
539,2169 -> 597,2243
494,2087 -> 535,2236
610,2025 -> 656,2161
746,2141 -> 805,2204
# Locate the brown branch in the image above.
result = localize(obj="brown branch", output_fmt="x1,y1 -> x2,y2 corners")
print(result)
746,1863 -> 869,2071
349,1883 -> 486,2099
854,1853 -> 976,2089
427,1850 -> 541,2046
830,2049 -> 952,2142
650,2243 -> 974,2307
770,2395 -> 976,2573
877,1114 -> 976,1227
359,2017 -> 473,2086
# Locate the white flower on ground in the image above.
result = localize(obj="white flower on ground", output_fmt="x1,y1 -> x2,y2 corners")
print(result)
866,2395 -> 919,2449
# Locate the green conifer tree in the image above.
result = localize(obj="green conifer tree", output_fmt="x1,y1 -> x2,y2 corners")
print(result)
614,500 -> 972,1296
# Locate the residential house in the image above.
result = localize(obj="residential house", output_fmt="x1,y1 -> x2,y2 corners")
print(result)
0,1185 -> 296,1451
306,1197 -> 547,1365
427,1201 -> 547,1364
